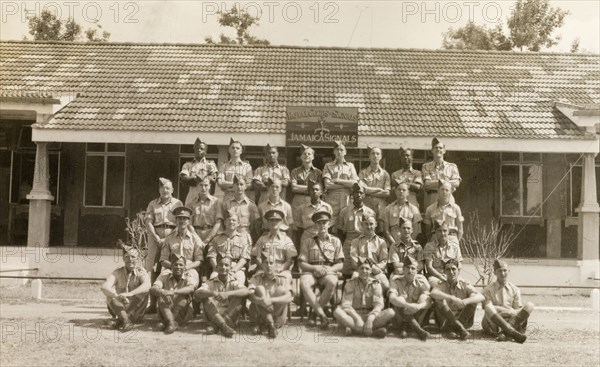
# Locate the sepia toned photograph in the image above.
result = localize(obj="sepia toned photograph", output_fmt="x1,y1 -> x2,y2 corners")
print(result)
0,1 -> 599,366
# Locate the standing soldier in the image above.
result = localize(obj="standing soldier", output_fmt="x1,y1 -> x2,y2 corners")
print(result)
323,140 -> 359,227
151,253 -> 199,334
349,215 -> 389,291
180,138 -> 218,207
253,144 -> 290,205
381,181 -> 422,246
298,211 -> 344,329
290,144 -> 322,243
388,257 -> 432,340
391,147 -> 423,209
206,212 -> 251,284
144,178 -> 183,313
248,250 -> 295,339
337,183 -> 376,277
189,175 -> 222,248
482,259 -> 534,343
257,178 -> 294,234
160,207 -> 204,277
358,145 -> 391,228
194,255 -> 248,338
423,180 -> 464,243
424,220 -> 462,284
333,260 -> 394,338
422,137 -> 461,209
219,175 -> 260,237
298,180 -> 333,246
387,218 -> 424,276
101,247 -> 151,332
217,138 -> 254,201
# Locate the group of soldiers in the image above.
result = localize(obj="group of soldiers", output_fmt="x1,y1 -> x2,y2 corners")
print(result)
101,137 -> 534,342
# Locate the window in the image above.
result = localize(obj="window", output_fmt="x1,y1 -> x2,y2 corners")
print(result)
178,144 -> 219,199
84,143 -> 126,207
500,153 -> 543,217
567,154 -> 600,217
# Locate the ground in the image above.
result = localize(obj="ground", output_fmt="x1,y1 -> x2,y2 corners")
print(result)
1,282 -> 599,366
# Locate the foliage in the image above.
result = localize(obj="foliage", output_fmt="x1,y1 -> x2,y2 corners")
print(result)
570,38 -> 580,53
205,6 -> 270,45
26,10 -> 110,42
442,22 -> 511,51
117,211 -> 148,260
461,212 -> 516,285
507,0 -> 569,51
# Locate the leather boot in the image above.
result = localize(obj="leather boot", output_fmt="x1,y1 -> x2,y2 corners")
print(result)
491,313 -> 526,344
213,314 -> 235,338
436,303 -> 469,340
509,309 -> 530,331
164,311 -> 178,334
405,315 -> 430,341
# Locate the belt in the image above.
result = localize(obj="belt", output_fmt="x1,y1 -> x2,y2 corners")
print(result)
194,225 -> 211,230
155,224 -> 175,229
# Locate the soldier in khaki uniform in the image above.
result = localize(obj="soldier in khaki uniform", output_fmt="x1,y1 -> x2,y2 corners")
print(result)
298,180 -> 333,245
257,178 -> 294,234
358,146 -> 391,227
194,255 -> 248,338
298,210 -> 344,329
180,138 -> 218,207
388,257 -> 432,340
482,259 -> 534,343
424,220 -> 462,284
151,253 -> 199,334
218,175 -> 260,237
206,212 -> 251,284
382,181 -> 422,245
160,207 -> 204,277
391,148 -> 423,209
253,144 -> 290,204
217,138 -> 254,201
422,137 -> 461,209
349,215 -> 389,291
248,250 -> 294,339
189,175 -> 222,244
101,247 -> 151,332
387,218 -> 424,276
323,140 -> 359,227
144,178 -> 183,313
334,260 -> 394,338
290,144 -> 322,241
337,183 -> 375,276
424,180 -> 464,242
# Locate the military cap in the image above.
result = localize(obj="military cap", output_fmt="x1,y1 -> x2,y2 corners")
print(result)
229,137 -> 235,145
194,137 -> 204,148
398,146 -> 407,154
311,210 -> 331,223
122,245 -> 141,258
159,177 -> 173,188
438,179 -> 452,188
393,179 -> 408,188
352,181 -> 366,193
431,137 -> 442,148
300,143 -> 312,152
493,259 -> 509,271
216,253 -> 232,264
173,206 -> 193,218
356,257 -> 372,268
226,208 -> 240,220
169,252 -> 186,265
332,139 -> 345,149
264,209 -> 285,221
264,143 -> 277,152
366,144 -> 374,152
402,256 -> 419,268
232,174 -> 246,184
307,178 -> 318,188
196,174 -> 211,183
432,219 -> 448,233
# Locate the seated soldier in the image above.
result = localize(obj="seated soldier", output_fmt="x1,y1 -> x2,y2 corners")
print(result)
482,259 -> 532,343
206,211 -> 251,284
298,210 -> 344,329
101,246 -> 151,332
430,259 -> 484,340
387,218 -> 424,276
388,257 -> 432,340
424,220 -> 462,285
151,253 -> 199,334
333,260 -> 394,338
248,250 -> 294,339
349,215 -> 389,292
194,255 -> 248,338
251,209 -> 297,281
160,206 -> 204,277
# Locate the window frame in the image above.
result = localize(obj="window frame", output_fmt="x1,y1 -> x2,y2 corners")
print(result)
499,152 -> 543,218
83,143 -> 127,208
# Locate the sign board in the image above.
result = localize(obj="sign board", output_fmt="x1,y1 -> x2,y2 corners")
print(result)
286,107 -> 358,147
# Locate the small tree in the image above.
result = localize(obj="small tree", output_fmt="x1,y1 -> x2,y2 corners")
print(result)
442,22 -> 512,51
26,9 -> 110,42
461,212 -> 516,285
508,0 -> 569,51
205,6 -> 270,45
117,211 -> 148,263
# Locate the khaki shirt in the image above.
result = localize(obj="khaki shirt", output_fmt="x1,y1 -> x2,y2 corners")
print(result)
190,194 -> 222,228
161,229 -> 204,264
199,273 -> 243,311
248,272 -> 291,296
154,269 -> 200,291
381,200 -> 422,229
483,280 -> 523,309
299,201 -> 332,230
421,160 -> 461,189
391,168 -> 424,187
359,165 -> 391,191
432,277 -> 478,312
219,196 -> 260,228
258,199 -> 294,227
144,197 -> 183,226
388,274 -> 430,303
336,204 -> 376,238
207,231 -> 251,263
254,163 -> 291,183
108,266 -> 150,295
424,202 -> 464,233
322,160 -> 358,190
423,238 -> 462,273
341,277 -> 384,314
218,160 -> 253,192
349,234 -> 388,271
251,232 -> 297,265
299,234 -> 344,265
180,158 -> 218,180
290,165 -> 322,187
388,239 -> 423,266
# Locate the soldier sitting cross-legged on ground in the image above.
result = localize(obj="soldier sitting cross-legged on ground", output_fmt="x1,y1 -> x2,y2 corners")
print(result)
333,259 -> 394,338
151,253 -> 199,334
193,254 -> 248,338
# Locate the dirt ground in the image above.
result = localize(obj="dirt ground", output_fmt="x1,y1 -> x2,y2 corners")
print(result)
1,297 -> 598,367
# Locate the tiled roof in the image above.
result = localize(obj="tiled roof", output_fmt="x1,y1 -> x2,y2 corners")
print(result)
1,41 -> 598,139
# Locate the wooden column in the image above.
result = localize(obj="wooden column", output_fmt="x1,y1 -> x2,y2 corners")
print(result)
26,141 -> 54,247
578,152 -> 600,282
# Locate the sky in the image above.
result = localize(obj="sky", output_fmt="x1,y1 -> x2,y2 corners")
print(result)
0,0 -> 599,52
